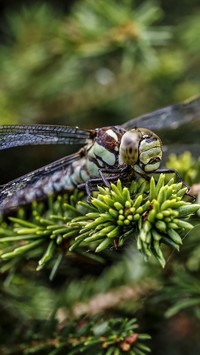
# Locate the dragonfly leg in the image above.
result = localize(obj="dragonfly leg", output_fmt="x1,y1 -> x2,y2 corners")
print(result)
78,177 -> 108,200
78,166 -> 130,200
155,168 -> 190,190
98,169 -> 111,189
156,168 -> 196,201
97,166 -> 133,192
79,174 -> 122,200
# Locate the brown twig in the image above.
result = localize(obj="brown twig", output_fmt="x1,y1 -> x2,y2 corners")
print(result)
56,278 -> 160,326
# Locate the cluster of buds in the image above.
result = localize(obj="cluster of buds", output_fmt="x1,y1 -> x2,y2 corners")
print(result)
70,174 -> 200,266
0,174 -> 199,269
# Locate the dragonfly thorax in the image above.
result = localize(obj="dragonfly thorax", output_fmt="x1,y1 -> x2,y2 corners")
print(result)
86,126 -> 126,173
119,128 -> 163,173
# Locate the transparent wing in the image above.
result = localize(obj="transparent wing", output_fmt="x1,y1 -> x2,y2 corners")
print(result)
0,150 -> 83,214
122,97 -> 200,144
0,125 -> 94,150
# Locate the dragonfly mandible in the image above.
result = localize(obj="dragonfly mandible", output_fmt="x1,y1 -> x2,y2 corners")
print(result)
0,96 -> 199,215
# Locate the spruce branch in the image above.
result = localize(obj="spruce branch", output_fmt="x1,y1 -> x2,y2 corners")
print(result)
0,174 -> 199,272
0,316 -> 150,355
70,175 -> 199,267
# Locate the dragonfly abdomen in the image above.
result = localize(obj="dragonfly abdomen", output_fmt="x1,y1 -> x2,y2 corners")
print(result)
0,156 -> 87,214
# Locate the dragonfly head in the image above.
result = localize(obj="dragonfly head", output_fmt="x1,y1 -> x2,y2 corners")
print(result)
119,128 -> 163,173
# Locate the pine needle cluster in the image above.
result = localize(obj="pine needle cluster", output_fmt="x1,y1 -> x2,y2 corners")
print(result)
0,174 -> 199,272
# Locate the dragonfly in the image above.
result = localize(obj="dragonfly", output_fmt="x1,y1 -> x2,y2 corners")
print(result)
0,96 -> 199,215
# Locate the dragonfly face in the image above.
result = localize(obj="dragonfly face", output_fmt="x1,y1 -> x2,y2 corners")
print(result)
119,128 -> 162,173
0,96 -> 199,214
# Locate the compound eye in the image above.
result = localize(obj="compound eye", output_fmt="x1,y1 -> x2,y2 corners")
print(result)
139,141 -> 162,173
143,157 -> 161,173
119,130 -> 141,165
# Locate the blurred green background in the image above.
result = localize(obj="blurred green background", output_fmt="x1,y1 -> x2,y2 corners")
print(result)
0,0 -> 199,180
1,0 -> 200,123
